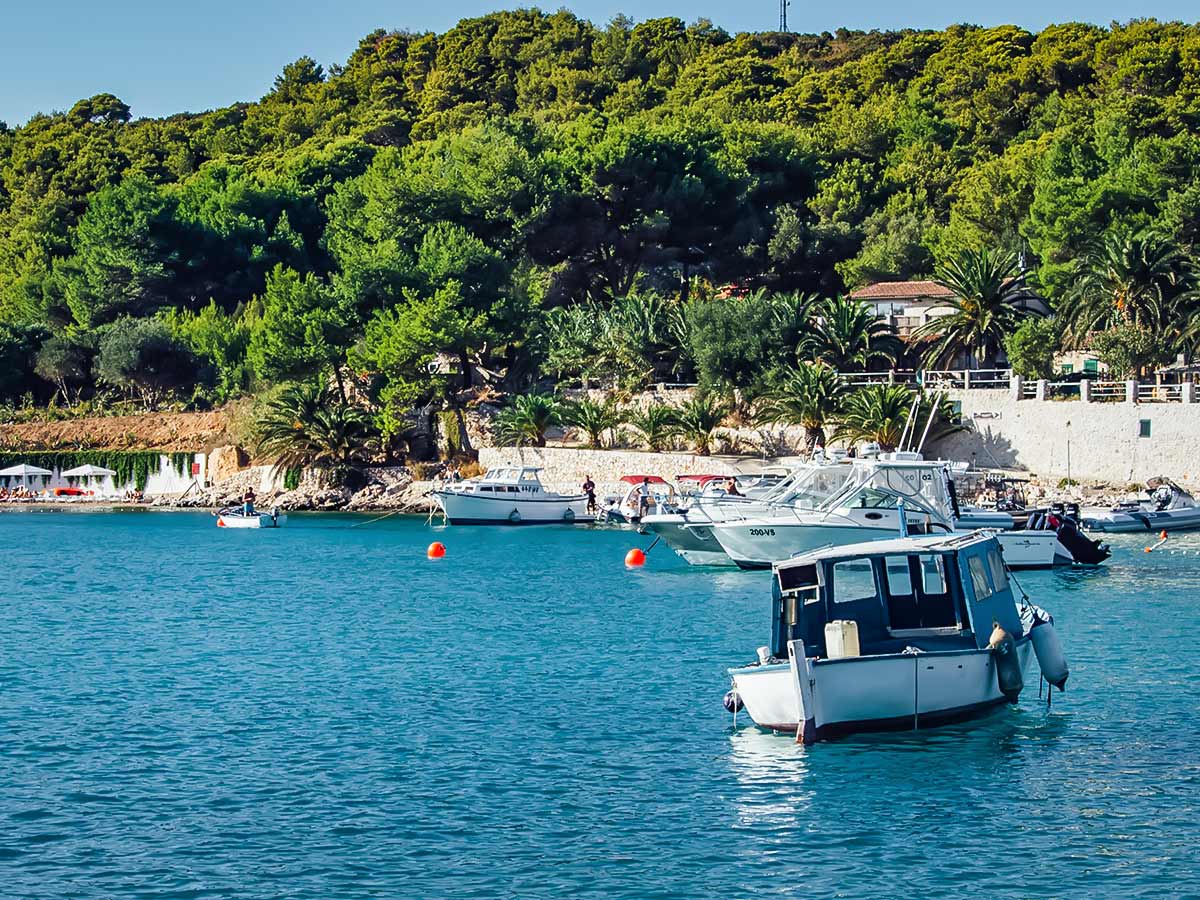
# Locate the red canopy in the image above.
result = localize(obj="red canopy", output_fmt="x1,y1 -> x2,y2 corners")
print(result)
619,475 -> 670,485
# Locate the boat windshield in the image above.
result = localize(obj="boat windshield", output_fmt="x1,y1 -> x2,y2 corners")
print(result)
818,464 -> 953,519
771,464 -> 854,510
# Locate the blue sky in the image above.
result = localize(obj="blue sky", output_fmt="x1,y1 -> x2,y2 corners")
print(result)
2,0 -> 1197,126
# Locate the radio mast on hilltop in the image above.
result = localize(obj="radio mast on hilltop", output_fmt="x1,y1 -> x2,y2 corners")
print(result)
779,0 -> 790,32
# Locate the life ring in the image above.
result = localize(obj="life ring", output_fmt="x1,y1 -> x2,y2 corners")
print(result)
508,508 -> 522,524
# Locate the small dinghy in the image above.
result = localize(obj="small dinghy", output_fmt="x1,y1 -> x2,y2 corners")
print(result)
216,506 -> 286,528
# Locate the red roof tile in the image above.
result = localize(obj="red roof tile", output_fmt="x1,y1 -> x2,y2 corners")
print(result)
849,281 -> 956,301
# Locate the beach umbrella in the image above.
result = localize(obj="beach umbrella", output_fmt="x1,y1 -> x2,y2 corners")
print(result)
0,463 -> 53,493
61,464 -> 117,492
61,464 -> 117,479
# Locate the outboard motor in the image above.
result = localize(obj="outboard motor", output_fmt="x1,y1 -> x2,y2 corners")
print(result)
1065,502 -> 1081,523
1053,516 -> 1111,565
1027,606 -> 1069,691
989,622 -> 1023,703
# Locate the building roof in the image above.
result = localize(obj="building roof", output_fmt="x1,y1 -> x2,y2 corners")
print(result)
850,281 -> 956,302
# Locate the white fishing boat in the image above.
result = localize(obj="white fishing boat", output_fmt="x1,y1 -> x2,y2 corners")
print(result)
709,457 -> 1108,570
431,466 -> 589,525
640,464 -> 854,567
726,531 -> 1070,743
216,506 -> 286,528
1080,480 -> 1200,532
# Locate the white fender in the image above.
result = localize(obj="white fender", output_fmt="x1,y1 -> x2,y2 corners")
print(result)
1030,620 -> 1069,691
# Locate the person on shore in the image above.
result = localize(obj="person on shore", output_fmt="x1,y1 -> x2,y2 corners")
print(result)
243,487 -> 256,516
724,477 -> 742,497
582,476 -> 596,514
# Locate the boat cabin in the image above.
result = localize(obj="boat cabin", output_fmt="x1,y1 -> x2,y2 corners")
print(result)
450,466 -> 548,495
770,533 -> 1024,660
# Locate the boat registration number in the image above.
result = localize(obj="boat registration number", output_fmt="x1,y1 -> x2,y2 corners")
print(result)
749,528 -> 776,536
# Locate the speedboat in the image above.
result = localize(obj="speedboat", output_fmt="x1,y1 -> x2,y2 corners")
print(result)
431,466 -> 589,525
216,506 -> 286,528
598,475 -> 678,524
726,531 -> 1070,743
640,464 -> 854,567
1080,480 -> 1200,532
709,457 -> 1108,570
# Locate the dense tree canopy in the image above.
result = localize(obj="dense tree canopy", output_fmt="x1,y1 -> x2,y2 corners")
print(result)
2,13 -> 1200,435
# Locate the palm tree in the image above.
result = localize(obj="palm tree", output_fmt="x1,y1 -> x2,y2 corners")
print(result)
913,247 -> 1037,368
494,393 -> 561,447
562,397 -> 624,449
255,380 -> 378,481
769,291 -> 819,366
673,394 -> 729,456
755,362 -> 843,453
804,296 -> 900,371
1063,229 -> 1198,348
833,384 -> 961,452
626,403 -> 679,452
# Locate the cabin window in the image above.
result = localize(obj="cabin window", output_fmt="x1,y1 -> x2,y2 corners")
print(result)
987,548 -> 1008,592
884,556 -> 913,597
479,485 -> 494,492
831,561 -> 876,604
919,555 -> 947,595
967,555 -> 994,601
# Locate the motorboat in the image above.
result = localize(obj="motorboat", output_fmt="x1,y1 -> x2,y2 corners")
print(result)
1080,480 -> 1200,532
216,506 -> 286,528
431,466 -> 589,525
709,457 -> 1108,570
639,464 -> 854,567
726,531 -> 1070,743
597,475 -> 678,524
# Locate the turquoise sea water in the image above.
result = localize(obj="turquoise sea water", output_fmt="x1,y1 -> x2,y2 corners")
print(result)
2,510 -> 1199,899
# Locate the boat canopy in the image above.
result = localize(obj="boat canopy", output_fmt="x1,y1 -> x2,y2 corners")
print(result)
675,474 -> 725,484
619,475 -> 669,485
770,532 -> 1023,659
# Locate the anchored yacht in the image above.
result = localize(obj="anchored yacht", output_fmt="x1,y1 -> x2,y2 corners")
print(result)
431,466 -> 589,525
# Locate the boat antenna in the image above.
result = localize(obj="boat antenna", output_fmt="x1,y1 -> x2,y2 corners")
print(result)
914,389 -> 944,456
897,390 -> 922,452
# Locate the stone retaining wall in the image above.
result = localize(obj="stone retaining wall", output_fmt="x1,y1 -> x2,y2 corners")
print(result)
932,389 -> 1200,485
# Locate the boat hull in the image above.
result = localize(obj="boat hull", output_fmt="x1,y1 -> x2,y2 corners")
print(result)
433,490 -> 590,525
713,521 -> 902,570
731,640 -> 1034,741
217,513 -> 286,529
714,518 -> 1073,571
639,514 -> 736,567
1080,506 -> 1200,533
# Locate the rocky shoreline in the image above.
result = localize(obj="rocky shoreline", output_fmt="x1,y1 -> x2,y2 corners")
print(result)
156,465 -> 440,514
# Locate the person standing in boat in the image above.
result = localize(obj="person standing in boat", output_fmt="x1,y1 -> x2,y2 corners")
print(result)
637,477 -> 653,519
582,476 -> 597,514
724,477 -> 742,497
243,487 -> 256,516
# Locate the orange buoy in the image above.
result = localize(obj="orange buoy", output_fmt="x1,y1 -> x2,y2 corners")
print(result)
625,547 -> 646,567
427,541 -> 446,559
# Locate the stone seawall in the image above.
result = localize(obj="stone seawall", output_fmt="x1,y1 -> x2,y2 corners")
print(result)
932,389 -> 1200,485
478,447 -> 755,494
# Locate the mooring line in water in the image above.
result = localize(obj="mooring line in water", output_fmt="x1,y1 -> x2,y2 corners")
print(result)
351,509 -> 403,528
644,536 -> 661,553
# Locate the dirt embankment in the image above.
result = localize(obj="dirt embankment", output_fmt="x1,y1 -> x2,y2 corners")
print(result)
0,410 -> 238,453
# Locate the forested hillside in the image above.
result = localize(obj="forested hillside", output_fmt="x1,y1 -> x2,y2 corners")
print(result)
1,14 -> 1198,452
